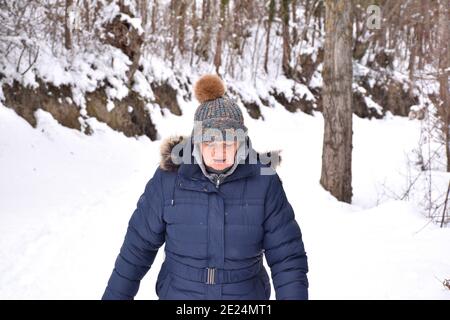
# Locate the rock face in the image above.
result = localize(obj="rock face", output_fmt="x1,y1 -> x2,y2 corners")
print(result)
1,30 -> 419,140
2,80 -> 81,130
0,0 -> 421,141
151,82 -> 183,116
1,68 -> 420,139
102,3 -> 143,85
0,3 -> 177,141
370,81 -> 419,117
2,80 -> 160,140
85,88 -> 157,140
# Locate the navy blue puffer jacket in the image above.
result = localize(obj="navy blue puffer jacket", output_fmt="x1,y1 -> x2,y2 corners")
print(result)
102,136 -> 309,300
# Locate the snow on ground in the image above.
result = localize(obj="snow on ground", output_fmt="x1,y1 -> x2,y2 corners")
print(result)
0,102 -> 449,300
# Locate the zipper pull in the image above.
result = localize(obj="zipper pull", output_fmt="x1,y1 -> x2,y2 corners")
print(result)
216,177 -> 220,189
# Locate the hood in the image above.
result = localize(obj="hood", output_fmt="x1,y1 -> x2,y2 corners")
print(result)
159,135 -> 282,173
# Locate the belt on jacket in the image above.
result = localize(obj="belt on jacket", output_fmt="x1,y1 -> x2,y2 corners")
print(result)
164,256 -> 263,285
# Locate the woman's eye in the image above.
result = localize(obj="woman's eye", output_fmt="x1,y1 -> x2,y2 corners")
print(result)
204,141 -> 235,148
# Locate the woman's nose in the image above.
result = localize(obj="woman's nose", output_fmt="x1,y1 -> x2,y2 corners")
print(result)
212,146 -> 225,157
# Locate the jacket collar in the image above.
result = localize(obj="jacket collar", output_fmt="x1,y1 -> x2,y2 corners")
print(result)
159,135 -> 281,189
179,137 -> 258,187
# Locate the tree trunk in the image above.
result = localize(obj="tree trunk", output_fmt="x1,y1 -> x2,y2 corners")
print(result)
190,0 -> 198,66
264,0 -> 276,74
140,0 -> 148,28
196,0 -> 212,61
320,0 -> 353,203
214,0 -> 228,74
151,0 -> 158,34
178,0 -> 187,56
281,0 -> 292,77
291,0 -> 298,43
64,0 -> 73,50
437,0 -> 450,172
408,30 -> 417,96
83,0 -> 90,31
230,0 -> 245,56
167,0 -> 178,66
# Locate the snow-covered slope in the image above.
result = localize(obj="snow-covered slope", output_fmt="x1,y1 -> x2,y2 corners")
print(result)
0,102 -> 449,299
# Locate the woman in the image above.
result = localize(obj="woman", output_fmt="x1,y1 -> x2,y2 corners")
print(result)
102,74 -> 309,300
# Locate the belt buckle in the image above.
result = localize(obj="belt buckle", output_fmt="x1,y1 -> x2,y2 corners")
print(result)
206,267 -> 216,285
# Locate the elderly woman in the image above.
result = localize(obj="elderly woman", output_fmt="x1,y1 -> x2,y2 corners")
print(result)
102,74 -> 309,300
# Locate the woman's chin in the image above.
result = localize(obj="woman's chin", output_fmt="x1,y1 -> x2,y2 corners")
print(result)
210,162 -> 233,171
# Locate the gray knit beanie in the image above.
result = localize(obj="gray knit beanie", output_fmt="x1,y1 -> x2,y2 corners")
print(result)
192,74 -> 247,142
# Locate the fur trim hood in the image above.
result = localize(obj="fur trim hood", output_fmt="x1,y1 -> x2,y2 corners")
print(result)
159,135 -> 282,172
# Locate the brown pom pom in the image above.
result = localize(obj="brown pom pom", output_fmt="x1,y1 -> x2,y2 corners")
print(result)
194,74 -> 226,103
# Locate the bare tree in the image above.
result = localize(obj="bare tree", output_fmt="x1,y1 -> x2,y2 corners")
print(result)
264,0 -> 276,74
195,0 -> 213,61
320,0 -> 353,203
281,0 -> 292,77
140,0 -> 149,27
64,0 -> 73,50
151,0 -> 158,34
214,0 -> 228,74
177,0 -> 187,56
190,0 -> 198,66
437,0 -> 450,171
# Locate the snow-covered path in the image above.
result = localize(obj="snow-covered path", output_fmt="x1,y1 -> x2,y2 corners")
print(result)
1,104 -> 449,299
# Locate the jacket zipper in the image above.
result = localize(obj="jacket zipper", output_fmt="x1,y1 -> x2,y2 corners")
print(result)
215,177 -> 220,189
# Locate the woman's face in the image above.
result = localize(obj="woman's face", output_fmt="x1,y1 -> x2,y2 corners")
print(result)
200,140 -> 238,171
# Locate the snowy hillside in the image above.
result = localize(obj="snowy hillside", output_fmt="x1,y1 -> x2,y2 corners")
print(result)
1,98 -> 449,299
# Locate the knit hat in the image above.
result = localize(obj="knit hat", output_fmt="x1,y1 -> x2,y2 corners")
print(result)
192,74 -> 247,142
